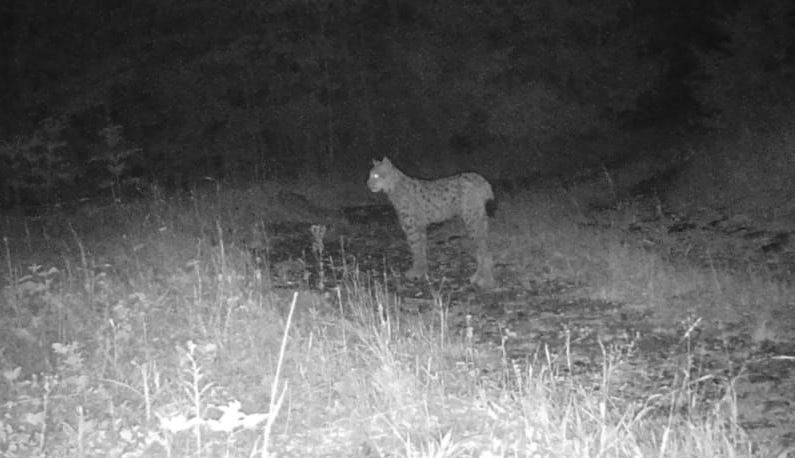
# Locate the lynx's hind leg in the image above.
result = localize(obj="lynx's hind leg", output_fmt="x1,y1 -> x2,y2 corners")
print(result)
463,204 -> 495,288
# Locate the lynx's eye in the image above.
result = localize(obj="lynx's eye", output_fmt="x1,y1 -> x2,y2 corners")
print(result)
372,173 -> 379,179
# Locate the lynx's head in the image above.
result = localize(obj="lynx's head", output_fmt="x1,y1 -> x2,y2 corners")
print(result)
367,157 -> 401,193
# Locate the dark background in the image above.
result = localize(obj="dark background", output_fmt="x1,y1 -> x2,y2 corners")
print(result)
1,0 -> 793,205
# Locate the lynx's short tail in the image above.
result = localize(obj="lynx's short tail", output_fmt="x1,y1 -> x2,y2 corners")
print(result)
485,197 -> 497,217
482,181 -> 496,217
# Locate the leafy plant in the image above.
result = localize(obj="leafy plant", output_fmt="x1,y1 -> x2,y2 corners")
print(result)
0,118 -> 77,207
90,123 -> 143,202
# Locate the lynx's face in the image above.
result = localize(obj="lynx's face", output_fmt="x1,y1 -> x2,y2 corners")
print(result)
367,158 -> 397,193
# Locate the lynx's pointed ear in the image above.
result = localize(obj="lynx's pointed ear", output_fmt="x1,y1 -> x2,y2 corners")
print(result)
372,158 -> 379,166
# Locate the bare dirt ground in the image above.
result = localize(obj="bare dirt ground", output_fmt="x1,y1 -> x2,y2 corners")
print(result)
262,199 -> 795,452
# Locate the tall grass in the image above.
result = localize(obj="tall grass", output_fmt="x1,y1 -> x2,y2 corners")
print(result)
0,181 -> 770,456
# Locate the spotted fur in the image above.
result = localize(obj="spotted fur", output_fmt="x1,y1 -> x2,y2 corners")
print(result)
367,157 -> 495,288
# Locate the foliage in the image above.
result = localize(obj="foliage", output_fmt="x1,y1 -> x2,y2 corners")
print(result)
0,118 -> 142,207
689,0 -> 795,129
3,0 -> 790,188
90,124 -> 144,201
0,118 -> 77,207
1,0 -> 674,187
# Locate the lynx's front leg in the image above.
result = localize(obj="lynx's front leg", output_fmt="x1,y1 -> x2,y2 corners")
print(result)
400,216 -> 428,280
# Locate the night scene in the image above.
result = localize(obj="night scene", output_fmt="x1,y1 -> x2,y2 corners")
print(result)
1,0 -> 794,456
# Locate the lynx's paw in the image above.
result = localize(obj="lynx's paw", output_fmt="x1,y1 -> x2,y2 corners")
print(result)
470,267 -> 496,289
404,265 -> 428,280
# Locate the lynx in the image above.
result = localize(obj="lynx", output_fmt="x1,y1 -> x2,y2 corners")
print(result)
367,157 -> 495,288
